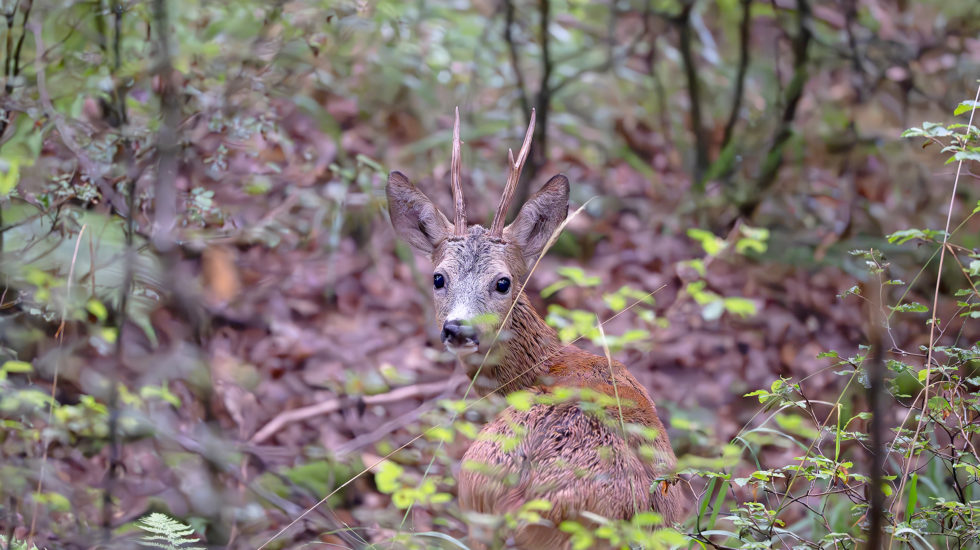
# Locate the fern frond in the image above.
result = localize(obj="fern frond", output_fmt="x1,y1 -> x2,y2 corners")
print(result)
137,513 -> 204,550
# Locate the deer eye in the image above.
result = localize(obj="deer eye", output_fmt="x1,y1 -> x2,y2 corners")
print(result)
433,273 -> 445,289
495,277 -> 511,294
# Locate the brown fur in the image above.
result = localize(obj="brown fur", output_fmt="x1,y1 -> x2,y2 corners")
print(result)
387,170 -> 687,550
458,296 -> 686,549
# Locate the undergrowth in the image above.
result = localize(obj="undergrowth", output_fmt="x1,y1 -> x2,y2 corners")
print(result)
291,90 -> 980,550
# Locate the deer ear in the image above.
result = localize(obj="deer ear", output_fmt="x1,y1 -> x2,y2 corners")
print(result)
387,171 -> 453,254
504,174 -> 569,265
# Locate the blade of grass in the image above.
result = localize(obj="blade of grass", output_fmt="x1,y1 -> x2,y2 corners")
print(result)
706,478 -> 729,530
695,477 -> 716,533
904,473 -> 918,523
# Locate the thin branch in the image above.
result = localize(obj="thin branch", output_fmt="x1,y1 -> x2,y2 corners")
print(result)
548,1 -> 653,96
643,13 -> 670,135
675,2 -> 708,189
250,377 -> 467,444
3,2 -> 18,93
512,0 -> 553,213
533,0 -> 552,169
721,0 -> 752,150
152,0 -> 178,251
11,0 -> 31,87
109,1 -> 128,126
866,280 -> 886,549
102,93 -> 138,546
503,0 -> 530,118
0,0 -> 30,146
738,0 -> 811,218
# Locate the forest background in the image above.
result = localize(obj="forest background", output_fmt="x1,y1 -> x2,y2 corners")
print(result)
1,0 -> 980,548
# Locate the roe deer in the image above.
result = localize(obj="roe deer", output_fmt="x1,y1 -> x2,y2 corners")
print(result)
387,108 -> 686,549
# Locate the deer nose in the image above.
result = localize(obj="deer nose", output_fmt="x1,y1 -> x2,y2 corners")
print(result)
442,320 -> 478,348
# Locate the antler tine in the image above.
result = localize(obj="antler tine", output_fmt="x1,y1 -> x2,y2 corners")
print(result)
450,106 -> 466,236
490,108 -> 536,237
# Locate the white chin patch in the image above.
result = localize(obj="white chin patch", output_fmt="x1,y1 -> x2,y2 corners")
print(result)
447,342 -> 479,357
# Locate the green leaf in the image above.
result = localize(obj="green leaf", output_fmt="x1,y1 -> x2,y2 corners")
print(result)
506,390 -> 535,411
2,360 -> 33,374
921,121 -> 950,136
744,389 -> 770,402
555,266 -> 600,287
541,279 -> 571,298
687,228 -> 727,256
682,258 -> 706,277
886,228 -> 946,244
521,499 -> 553,512
86,299 -> 108,322
603,292 -> 627,312
917,368 -> 931,384
954,150 -> 980,163
374,461 -> 404,494
736,237 -> 767,254
889,302 -> 928,313
723,297 -> 757,317
140,385 -> 181,407
425,425 -> 454,443
954,100 -> 980,116
0,159 -> 21,197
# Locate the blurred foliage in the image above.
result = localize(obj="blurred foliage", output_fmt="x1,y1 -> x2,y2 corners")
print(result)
0,0 -> 978,548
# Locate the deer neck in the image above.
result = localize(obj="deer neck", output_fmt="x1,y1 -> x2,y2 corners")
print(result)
486,293 -> 563,394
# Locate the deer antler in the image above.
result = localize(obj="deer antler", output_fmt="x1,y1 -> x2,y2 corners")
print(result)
450,106 -> 467,236
490,108 -> 536,237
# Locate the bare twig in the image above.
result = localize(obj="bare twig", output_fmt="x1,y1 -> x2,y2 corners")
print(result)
152,0 -> 179,251
721,0 -> 752,150
101,91 -> 139,547
250,377 -> 467,444
109,1 -> 128,126
866,281 -> 886,549
548,1 -> 653,96
10,0 -> 28,81
675,2 -> 708,189
643,14 -> 670,136
4,2 -> 18,94
510,0 -> 553,213
739,0 -> 811,218
0,0 -> 32,144
503,0 -> 530,117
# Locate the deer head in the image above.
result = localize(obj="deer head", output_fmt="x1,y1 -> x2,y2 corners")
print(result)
387,108 -> 568,358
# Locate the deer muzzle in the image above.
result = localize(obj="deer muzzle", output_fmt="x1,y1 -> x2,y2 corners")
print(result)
441,319 -> 479,355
